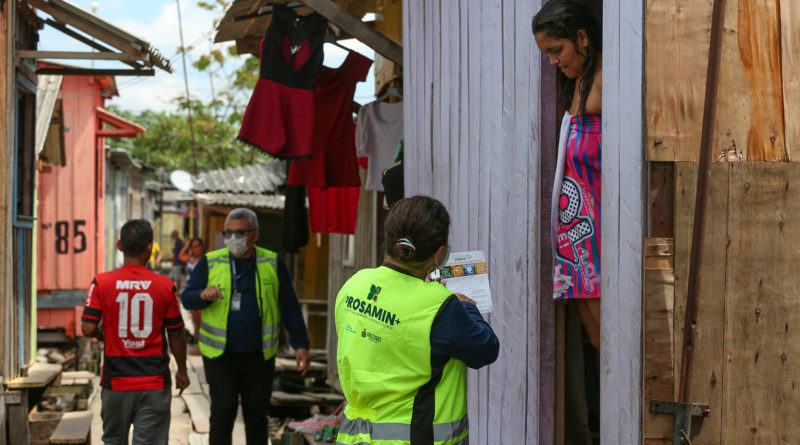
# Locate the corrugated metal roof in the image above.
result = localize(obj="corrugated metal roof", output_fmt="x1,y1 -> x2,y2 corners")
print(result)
193,162 -> 285,194
35,75 -> 62,155
191,162 -> 286,209
194,192 -> 286,210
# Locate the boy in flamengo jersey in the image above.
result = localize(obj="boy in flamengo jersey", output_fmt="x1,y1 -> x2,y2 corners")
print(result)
82,219 -> 190,445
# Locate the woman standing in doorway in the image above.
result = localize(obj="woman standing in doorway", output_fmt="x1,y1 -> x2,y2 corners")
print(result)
534,0 -> 602,350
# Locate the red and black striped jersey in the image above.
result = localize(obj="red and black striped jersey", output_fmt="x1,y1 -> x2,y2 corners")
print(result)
82,265 -> 184,391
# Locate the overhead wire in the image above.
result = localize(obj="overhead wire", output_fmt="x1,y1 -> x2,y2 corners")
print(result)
116,26 -> 219,90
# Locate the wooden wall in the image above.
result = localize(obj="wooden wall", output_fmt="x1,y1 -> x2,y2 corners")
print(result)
37,76 -> 106,293
326,175 -> 377,391
603,0 -> 646,443
645,0 -> 800,162
1,0 -> 14,381
403,1 -> 555,443
643,1 -> 800,444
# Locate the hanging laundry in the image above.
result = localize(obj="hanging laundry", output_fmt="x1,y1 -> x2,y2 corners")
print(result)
283,182 -> 310,253
307,186 -> 360,234
238,5 -> 328,159
356,100 -> 403,191
287,51 -> 373,187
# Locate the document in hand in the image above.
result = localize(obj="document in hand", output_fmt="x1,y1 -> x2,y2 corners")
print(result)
440,251 -> 493,313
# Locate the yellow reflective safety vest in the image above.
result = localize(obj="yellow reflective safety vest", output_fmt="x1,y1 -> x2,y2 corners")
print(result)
335,265 -> 469,445
198,247 -> 280,360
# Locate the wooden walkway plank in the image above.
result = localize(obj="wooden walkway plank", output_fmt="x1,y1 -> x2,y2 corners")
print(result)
49,411 -> 93,444
182,393 -> 211,434
5,363 -> 62,389
169,396 -> 193,445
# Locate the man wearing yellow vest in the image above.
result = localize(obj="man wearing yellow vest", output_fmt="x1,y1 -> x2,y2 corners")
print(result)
335,196 -> 499,445
182,208 -> 311,445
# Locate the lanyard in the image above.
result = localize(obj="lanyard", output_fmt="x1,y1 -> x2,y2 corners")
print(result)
230,256 -> 252,292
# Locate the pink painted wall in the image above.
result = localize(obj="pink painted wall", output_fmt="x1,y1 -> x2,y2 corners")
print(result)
37,76 -> 109,293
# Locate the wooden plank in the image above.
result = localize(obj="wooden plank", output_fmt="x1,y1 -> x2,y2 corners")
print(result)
26,0 -> 143,54
188,432 -> 209,445
182,393 -> 211,434
649,163 -> 675,237
188,355 -> 206,384
781,0 -> 800,160
483,0 -> 507,441
646,0 -> 787,161
718,0 -> 785,161
5,363 -> 62,388
7,389 -> 29,445
16,50 -> 145,61
673,162 -> 729,444
35,67 -> 155,76
169,397 -> 192,445
722,164 -> 800,443
0,379 -> 5,445
601,0 -> 645,443
536,0 -> 559,442
644,0 -> 713,161
49,411 -> 92,444
60,371 -> 94,381
301,392 -> 345,403
181,365 -> 203,395
642,267 -> 676,443
298,0 -> 403,65
271,391 -> 321,404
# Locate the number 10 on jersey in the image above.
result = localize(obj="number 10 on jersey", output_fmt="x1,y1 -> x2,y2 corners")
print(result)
116,292 -> 154,338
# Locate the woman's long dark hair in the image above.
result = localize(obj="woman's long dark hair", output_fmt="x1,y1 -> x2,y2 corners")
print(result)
533,0 -> 601,114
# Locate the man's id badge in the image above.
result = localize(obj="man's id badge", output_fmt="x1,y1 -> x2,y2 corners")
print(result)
231,290 -> 242,311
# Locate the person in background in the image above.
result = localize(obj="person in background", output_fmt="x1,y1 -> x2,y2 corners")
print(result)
179,237 -> 206,277
182,208 -> 311,445
334,195 -> 499,444
180,237 -> 207,352
147,239 -> 163,271
81,219 -> 190,445
169,230 -> 186,289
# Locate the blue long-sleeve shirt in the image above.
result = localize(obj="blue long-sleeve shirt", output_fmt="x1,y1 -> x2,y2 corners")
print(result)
182,254 -> 310,352
381,264 -> 499,369
430,297 -> 499,369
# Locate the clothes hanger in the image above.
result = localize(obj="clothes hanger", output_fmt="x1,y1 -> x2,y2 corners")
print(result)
324,33 -> 352,53
376,81 -> 403,103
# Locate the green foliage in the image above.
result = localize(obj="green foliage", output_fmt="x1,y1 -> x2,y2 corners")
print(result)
107,103 -> 267,174
109,0 -> 265,175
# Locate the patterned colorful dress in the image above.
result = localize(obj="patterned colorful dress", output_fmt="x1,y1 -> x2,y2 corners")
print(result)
552,113 -> 602,300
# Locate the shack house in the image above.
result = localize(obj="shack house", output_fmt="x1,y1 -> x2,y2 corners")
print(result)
405,0 -> 800,444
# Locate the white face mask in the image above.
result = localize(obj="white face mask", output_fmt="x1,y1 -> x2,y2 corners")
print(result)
224,236 -> 249,257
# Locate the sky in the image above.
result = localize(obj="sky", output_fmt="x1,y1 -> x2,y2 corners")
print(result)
38,0 -> 376,113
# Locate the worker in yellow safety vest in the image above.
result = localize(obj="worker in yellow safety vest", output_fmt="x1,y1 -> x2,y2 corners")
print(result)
182,208 -> 311,445
335,195 -> 500,444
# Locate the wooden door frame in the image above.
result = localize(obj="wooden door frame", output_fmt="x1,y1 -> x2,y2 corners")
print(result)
601,0 -> 645,443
